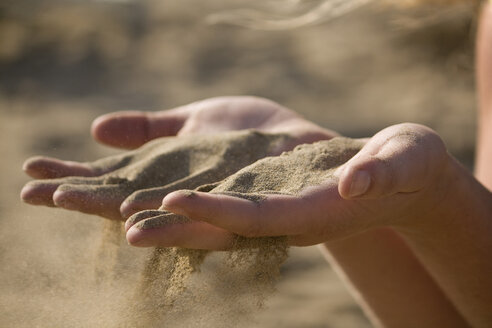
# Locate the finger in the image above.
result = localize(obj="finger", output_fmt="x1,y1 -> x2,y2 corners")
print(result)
23,156 -> 96,179
120,177 -> 221,219
53,184 -> 130,220
23,153 -> 132,180
120,188 -> 171,219
124,209 -> 165,231
91,108 -> 190,149
338,123 -> 448,199
21,177 -> 102,207
20,183 -> 58,207
125,211 -> 234,250
162,190 -> 309,237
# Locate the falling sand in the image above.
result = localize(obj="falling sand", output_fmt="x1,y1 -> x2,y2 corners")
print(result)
116,136 -> 365,328
23,130 -> 293,220
12,132 -> 365,327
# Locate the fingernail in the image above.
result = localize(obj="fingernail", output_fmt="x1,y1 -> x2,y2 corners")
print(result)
161,191 -> 191,216
126,226 -> 145,246
53,194 -> 76,209
120,201 -> 137,219
349,170 -> 371,198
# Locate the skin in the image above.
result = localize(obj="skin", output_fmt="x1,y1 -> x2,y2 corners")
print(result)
20,4 -> 492,327
476,2 -> 492,190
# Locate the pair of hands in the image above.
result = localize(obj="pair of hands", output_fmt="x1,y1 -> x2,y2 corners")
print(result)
21,96 -> 453,250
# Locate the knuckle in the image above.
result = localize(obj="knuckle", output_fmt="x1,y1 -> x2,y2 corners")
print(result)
164,232 -> 181,247
131,190 -> 149,202
125,191 -> 139,203
363,156 -> 395,195
377,157 -> 396,190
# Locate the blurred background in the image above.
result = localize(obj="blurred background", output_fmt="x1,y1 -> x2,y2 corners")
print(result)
0,0 -> 478,327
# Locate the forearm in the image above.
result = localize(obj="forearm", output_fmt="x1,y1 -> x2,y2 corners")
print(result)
476,112 -> 492,189
324,5 -> 492,327
476,2 -> 492,189
395,157 -> 492,328
321,228 -> 468,328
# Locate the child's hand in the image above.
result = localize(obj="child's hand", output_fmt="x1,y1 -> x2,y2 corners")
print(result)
21,130 -> 295,220
125,123 -> 454,249
21,96 -> 336,220
88,96 -> 335,150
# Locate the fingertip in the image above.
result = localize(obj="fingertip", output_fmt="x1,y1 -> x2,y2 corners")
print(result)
124,217 -> 133,231
20,181 -> 57,206
90,114 -> 106,143
91,111 -> 148,149
52,188 -> 77,210
90,112 -> 123,140
20,183 -> 39,204
121,191 -> 165,219
91,112 -> 120,147
22,156 -> 52,179
161,190 -> 196,214
124,212 -> 138,232
126,225 -> 146,246
22,156 -> 95,179
124,209 -> 161,231
22,156 -> 40,172
20,184 -> 29,202
53,184 -> 127,220
92,108 -> 189,149
126,217 -> 235,250
126,223 -> 176,248
120,200 -> 137,219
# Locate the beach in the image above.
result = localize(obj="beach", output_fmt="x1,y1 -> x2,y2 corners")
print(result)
0,0 -> 476,326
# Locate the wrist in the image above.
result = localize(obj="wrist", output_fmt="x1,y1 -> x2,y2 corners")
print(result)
389,154 -> 492,328
393,153 -> 492,237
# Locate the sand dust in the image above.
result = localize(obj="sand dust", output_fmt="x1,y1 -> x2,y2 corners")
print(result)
120,136 -> 364,327
94,220 -> 126,285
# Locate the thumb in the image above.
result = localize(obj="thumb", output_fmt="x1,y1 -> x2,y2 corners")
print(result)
338,124 -> 448,199
90,107 -> 190,149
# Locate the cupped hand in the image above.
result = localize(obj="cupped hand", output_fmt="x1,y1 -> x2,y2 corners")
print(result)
126,123 -> 454,249
21,96 -> 337,220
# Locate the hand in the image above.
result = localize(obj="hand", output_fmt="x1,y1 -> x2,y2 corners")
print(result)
21,96 -> 337,220
125,123 -> 454,249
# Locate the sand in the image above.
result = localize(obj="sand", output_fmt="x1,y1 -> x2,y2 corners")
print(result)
98,128 -> 291,192
120,137 -> 364,327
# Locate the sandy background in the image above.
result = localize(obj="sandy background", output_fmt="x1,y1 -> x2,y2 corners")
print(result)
0,0 -> 477,327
